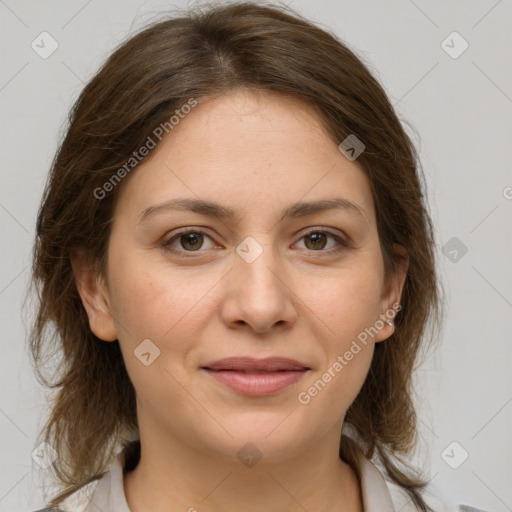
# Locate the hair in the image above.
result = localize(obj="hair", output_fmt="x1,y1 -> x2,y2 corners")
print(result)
28,1 -> 444,509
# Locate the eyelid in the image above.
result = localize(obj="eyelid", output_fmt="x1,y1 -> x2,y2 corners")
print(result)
299,226 -> 348,240
161,226 -> 350,256
162,226 -> 218,254
296,227 -> 350,253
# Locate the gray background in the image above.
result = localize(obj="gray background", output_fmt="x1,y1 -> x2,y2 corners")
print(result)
1,0 -> 511,510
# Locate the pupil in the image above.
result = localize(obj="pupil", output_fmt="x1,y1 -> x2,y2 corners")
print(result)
182,233 -> 202,251
307,232 -> 326,250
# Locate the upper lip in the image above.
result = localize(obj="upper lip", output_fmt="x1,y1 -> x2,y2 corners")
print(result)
202,357 -> 309,372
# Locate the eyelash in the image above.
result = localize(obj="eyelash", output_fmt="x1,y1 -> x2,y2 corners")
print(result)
161,227 -> 350,258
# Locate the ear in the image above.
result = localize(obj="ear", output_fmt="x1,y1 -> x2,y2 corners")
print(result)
374,243 -> 409,343
70,249 -> 118,342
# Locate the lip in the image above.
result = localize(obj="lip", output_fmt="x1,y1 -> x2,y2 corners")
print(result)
201,357 -> 310,396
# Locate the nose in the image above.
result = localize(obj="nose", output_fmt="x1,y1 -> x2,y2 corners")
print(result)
219,238 -> 298,334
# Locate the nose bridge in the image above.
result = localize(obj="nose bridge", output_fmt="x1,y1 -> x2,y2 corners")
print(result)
234,234 -> 282,294
223,234 -> 296,332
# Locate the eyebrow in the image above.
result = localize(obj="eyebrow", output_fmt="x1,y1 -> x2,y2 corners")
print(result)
137,197 -> 367,224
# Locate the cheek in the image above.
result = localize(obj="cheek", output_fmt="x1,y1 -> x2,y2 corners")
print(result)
297,286 -> 377,422
304,262 -> 383,341
295,329 -> 374,431
106,251 -> 227,393
107,249 -> 209,339
298,260 -> 382,403
107,256 -> 212,416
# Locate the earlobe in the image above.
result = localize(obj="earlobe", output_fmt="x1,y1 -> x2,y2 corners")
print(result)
374,243 -> 409,343
70,249 -> 118,342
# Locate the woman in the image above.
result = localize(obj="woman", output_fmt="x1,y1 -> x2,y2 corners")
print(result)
29,2 -> 444,511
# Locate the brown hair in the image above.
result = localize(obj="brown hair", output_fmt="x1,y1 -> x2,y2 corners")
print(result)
28,1 -> 444,509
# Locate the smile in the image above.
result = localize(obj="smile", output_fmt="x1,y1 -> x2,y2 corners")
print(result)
201,357 -> 310,396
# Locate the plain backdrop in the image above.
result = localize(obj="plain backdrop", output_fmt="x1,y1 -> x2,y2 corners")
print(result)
1,1 -> 511,511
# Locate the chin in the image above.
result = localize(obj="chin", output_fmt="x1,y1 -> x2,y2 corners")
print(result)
194,413 -> 315,464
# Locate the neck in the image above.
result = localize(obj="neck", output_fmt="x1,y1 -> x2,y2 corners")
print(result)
123,429 -> 363,512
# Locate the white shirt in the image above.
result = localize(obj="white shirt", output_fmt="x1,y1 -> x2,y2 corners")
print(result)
51,449 -> 424,512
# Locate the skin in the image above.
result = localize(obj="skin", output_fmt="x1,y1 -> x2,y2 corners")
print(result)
73,88 -> 408,512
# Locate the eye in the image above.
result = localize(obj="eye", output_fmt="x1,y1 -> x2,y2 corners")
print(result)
162,229 -> 217,255
162,227 -> 349,258
294,228 -> 349,254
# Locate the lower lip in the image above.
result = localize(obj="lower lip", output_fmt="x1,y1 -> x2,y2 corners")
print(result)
202,369 -> 308,396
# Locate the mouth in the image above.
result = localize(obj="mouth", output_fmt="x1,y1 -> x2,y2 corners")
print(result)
201,357 -> 310,396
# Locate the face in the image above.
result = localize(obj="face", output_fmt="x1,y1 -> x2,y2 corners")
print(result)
75,88 -> 407,464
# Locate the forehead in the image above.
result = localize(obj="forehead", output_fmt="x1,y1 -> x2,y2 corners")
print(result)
113,89 -> 376,226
